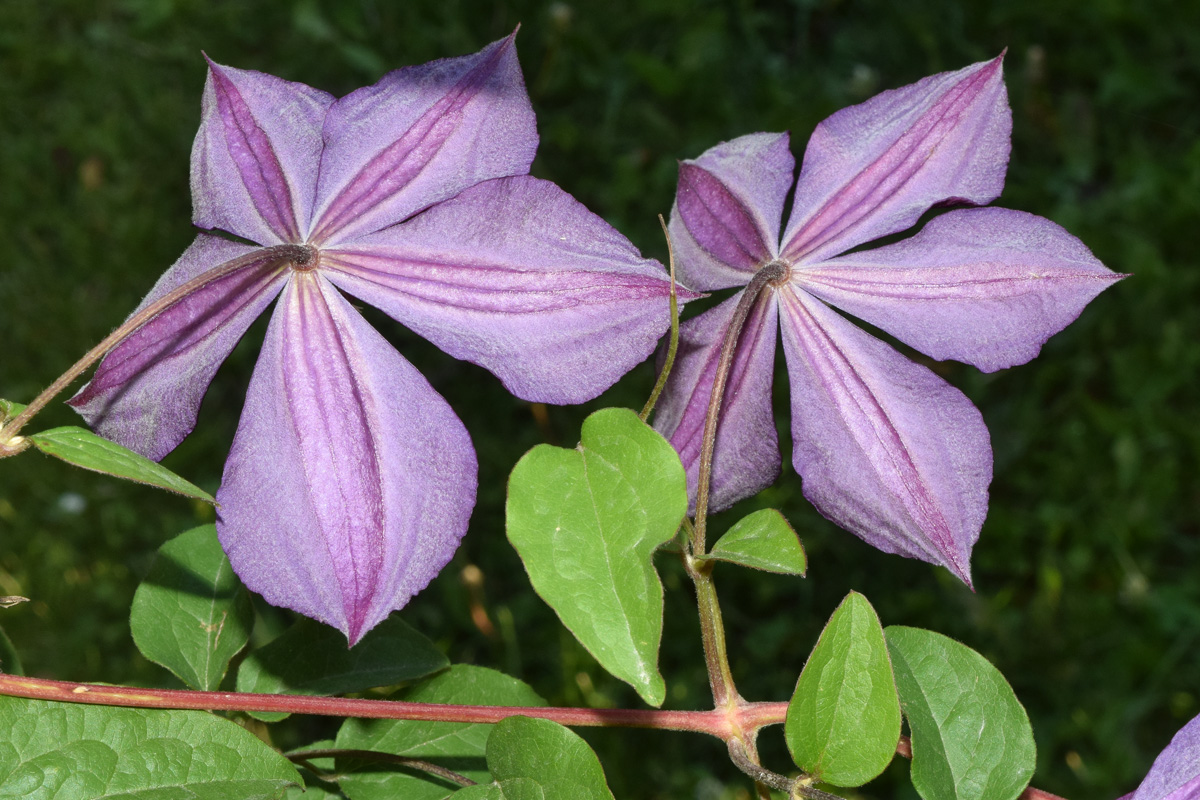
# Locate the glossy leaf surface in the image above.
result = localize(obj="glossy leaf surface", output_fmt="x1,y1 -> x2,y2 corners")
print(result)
337,665 -> 544,800
130,525 -> 253,691
701,508 -> 807,574
506,407 -> 687,706
886,626 -> 1035,800
28,426 -> 215,503
0,695 -> 300,798
786,592 -> 899,785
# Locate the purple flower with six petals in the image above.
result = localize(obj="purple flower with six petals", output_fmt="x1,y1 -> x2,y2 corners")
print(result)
70,34 -> 681,643
655,55 -> 1123,583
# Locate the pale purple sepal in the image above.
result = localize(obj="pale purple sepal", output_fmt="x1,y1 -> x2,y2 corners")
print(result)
782,55 -> 1010,264
669,133 -> 794,291
777,287 -> 990,583
218,276 -> 476,645
1132,714 -> 1200,800
192,61 -> 333,245
652,292 -> 781,513
68,235 -> 289,460
799,207 -> 1124,371
309,34 -> 536,245
322,175 -> 688,404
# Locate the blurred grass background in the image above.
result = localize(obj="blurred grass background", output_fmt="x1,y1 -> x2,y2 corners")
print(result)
1,0 -> 1198,797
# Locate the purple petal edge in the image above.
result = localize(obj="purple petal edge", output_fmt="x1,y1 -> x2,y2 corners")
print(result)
218,275 -> 476,644
1133,713 -> 1200,800
778,286 -> 990,583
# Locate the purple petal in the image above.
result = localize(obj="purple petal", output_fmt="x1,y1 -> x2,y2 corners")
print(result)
68,235 -> 288,460
670,133 -> 795,291
217,275 -> 476,645
652,292 -> 781,513
778,286 -> 991,582
309,33 -> 537,245
192,59 -> 333,244
798,207 -> 1124,372
781,55 -> 1010,264
322,175 -> 688,404
1133,713 -> 1200,800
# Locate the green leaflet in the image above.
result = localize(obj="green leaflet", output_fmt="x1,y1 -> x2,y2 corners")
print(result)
450,716 -> 614,800
0,399 -> 27,423
130,525 -> 253,691
27,426 -> 214,503
699,509 -> 807,575
237,616 -> 447,722
337,665 -> 544,800
0,696 -> 300,799
786,592 -> 900,786
506,408 -> 687,706
885,626 -> 1036,800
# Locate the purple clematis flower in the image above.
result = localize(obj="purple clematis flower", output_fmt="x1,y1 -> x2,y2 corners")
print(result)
70,34 -> 681,644
655,54 -> 1123,583
1124,712 -> 1200,800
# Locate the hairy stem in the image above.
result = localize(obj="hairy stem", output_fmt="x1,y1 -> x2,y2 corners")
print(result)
0,675 -> 1069,800
690,260 -> 787,556
0,243 -> 313,449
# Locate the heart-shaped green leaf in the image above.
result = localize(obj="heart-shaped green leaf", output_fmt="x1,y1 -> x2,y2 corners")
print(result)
130,525 -> 254,691
337,665 -> 544,800
885,626 -> 1036,800
27,426 -> 214,503
786,592 -> 900,786
506,407 -> 686,706
699,509 -> 806,575
0,695 -> 300,798
237,616 -> 448,722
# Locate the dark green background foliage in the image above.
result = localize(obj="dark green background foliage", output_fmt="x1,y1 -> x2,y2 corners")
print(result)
1,1 -> 1197,797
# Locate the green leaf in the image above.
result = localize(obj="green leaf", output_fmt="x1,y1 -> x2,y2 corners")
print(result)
452,778 -> 543,800
130,525 -> 253,691
786,592 -> 900,786
472,716 -> 614,800
0,399 -> 26,423
699,509 -> 807,575
27,426 -> 215,503
0,624 -> 22,676
0,695 -> 300,799
337,665 -> 544,800
885,626 -> 1036,800
506,407 -> 686,706
237,616 -> 448,722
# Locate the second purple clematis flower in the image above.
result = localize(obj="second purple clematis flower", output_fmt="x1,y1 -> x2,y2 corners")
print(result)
656,54 -> 1123,583
69,35 -> 680,644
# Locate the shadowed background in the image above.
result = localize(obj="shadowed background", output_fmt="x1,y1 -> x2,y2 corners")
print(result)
1,1 -> 1197,797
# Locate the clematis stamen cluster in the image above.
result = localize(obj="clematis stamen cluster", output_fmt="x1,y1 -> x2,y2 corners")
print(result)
656,54 -> 1123,583
70,33 -> 687,644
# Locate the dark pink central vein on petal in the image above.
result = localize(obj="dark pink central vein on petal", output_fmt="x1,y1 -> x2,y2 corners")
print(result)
784,290 -> 962,570
783,61 -> 999,263
209,65 -> 300,241
324,253 -> 671,312
310,42 -> 509,242
287,276 -> 386,638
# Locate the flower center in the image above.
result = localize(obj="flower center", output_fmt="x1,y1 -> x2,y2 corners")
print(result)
759,258 -> 792,287
287,243 -> 321,272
